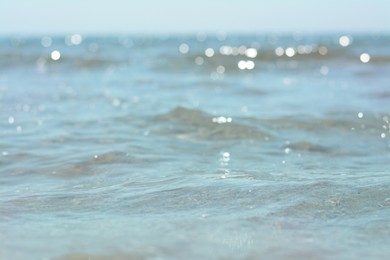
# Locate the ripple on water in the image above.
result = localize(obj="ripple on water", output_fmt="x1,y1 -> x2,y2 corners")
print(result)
154,106 -> 270,140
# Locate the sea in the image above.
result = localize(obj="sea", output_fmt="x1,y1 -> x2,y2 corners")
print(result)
0,33 -> 389,259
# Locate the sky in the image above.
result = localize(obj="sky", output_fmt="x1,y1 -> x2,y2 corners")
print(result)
0,0 -> 389,35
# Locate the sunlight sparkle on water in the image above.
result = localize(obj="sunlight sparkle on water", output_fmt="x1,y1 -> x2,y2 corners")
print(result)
238,60 -> 246,70
318,46 -> 328,55
212,116 -> 232,124
221,152 -> 230,163
246,60 -> 255,70
51,50 -> 61,61
8,116 -> 14,124
275,47 -> 284,56
179,43 -> 189,54
220,46 -> 233,55
285,47 -> 296,57
360,53 -> 370,63
238,60 -> 255,70
245,48 -> 257,58
205,48 -> 215,57
70,34 -> 82,45
339,36 -> 351,47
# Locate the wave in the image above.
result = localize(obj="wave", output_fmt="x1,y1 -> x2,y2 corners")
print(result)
154,107 -> 387,138
153,106 -> 270,141
151,107 -> 389,160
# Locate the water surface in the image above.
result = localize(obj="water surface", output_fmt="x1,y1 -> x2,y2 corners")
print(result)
1,34 -> 390,259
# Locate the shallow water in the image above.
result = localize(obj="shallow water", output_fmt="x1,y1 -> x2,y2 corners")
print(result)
1,34 -> 390,259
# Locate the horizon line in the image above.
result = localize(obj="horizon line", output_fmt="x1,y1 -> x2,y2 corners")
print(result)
1,30 -> 390,37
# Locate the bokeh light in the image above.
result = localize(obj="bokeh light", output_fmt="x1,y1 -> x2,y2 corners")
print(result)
179,43 -> 189,54
50,50 -> 61,60
339,36 -> 351,47
360,53 -> 370,63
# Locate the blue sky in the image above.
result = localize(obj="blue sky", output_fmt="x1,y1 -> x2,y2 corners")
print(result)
0,0 -> 389,34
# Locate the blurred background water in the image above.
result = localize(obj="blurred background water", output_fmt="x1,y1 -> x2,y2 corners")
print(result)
1,33 -> 390,259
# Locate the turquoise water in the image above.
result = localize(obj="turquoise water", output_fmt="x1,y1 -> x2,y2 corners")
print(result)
1,34 -> 390,259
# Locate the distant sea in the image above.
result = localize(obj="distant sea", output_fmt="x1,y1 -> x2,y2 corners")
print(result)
1,33 -> 389,259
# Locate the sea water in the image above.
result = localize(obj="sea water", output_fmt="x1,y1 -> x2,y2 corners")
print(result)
0,34 -> 390,259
